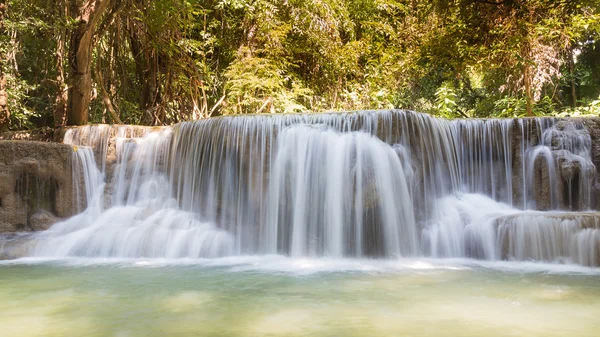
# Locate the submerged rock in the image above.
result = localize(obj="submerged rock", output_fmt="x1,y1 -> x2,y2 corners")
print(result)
0,233 -> 35,259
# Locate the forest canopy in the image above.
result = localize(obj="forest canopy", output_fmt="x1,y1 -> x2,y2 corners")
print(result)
0,0 -> 599,130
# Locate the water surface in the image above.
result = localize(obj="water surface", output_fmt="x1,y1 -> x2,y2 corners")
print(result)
1,257 -> 599,337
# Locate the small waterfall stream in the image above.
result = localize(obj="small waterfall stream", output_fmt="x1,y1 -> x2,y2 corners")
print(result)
28,110 -> 600,265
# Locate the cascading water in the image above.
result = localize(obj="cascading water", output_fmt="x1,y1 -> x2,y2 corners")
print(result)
25,110 -> 600,266
34,127 -> 233,258
496,212 -> 600,266
265,125 -> 418,257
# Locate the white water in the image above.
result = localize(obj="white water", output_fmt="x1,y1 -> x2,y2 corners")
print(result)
18,110 -> 600,266
422,194 -> 600,265
265,125 -> 418,257
497,212 -> 600,266
34,128 -> 233,258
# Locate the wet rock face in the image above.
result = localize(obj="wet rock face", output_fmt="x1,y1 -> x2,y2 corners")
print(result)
539,119 -> 599,211
582,117 -> 600,210
2,115 -> 600,235
56,124 -> 166,208
0,141 -> 76,232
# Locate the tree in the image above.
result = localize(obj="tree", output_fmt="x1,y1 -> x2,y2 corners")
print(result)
430,0 -> 599,116
67,0 -> 115,125
54,0 -> 68,127
1,0 -> 599,129
0,0 -> 8,131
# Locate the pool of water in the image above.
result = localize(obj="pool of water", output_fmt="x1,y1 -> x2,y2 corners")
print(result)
1,257 -> 600,337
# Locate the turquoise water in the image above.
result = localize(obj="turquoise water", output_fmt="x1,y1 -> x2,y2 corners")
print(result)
1,257 -> 600,337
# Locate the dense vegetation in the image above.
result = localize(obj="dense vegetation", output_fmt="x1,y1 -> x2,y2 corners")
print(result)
0,0 -> 599,130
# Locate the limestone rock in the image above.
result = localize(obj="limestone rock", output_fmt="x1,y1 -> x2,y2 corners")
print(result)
0,233 -> 35,259
29,210 -> 60,231
0,141 -> 76,233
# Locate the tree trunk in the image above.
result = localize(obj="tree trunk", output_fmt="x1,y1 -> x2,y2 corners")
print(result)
524,62 -> 533,117
67,0 -> 112,125
94,61 -> 122,124
0,74 -> 7,132
569,47 -> 577,108
0,0 -> 9,131
54,0 -> 68,127
127,1 -> 159,117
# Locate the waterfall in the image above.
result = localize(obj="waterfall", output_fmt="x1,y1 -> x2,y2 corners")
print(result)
69,146 -> 104,216
33,127 -> 233,258
265,125 -> 418,257
496,213 -> 600,266
63,125 -> 112,173
25,110 -> 600,265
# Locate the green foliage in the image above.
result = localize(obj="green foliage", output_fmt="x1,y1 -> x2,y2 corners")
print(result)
224,53 -> 309,114
434,84 -> 459,118
2,0 -> 600,129
555,97 -> 600,117
5,75 -> 41,129
492,98 -> 529,118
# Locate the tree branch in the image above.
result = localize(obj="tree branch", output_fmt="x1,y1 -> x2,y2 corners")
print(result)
471,0 -> 508,5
